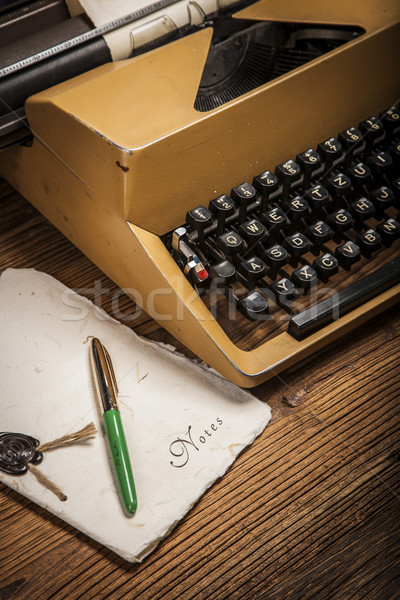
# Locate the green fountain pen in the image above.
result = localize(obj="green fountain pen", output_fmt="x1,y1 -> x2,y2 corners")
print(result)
90,337 -> 137,515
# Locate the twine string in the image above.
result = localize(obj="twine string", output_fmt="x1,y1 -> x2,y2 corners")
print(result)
37,422 -> 97,453
28,464 -> 68,502
29,422 -> 97,501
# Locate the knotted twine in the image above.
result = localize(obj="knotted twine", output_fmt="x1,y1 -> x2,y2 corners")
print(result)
28,422 -> 97,501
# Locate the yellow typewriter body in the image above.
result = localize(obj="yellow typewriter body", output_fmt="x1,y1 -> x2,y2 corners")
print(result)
1,0 -> 400,386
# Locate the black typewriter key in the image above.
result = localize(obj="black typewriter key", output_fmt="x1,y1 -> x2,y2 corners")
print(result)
239,257 -> 267,288
305,184 -> 330,212
296,148 -> 322,191
261,207 -> 287,234
327,172 -> 352,201
217,231 -> 244,256
356,229 -> 382,258
275,160 -> 301,203
262,244 -> 288,271
335,241 -> 361,270
318,137 -> 343,174
350,198 -> 374,223
230,183 -> 256,224
376,218 -> 400,246
370,185 -> 394,212
291,265 -> 318,291
284,233 -> 310,266
338,127 -> 362,168
348,162 -> 372,188
209,260 -> 236,285
390,141 -> 400,170
209,194 -> 235,236
359,117 -> 384,157
284,232 -> 310,256
186,206 -> 213,228
239,219 -> 266,245
368,151 -> 393,177
271,278 -> 296,303
252,170 -> 279,211
359,116 -> 384,139
327,209 -> 353,239
313,253 -> 339,283
305,220 -> 332,247
186,206 -> 213,247
285,196 -> 309,222
392,178 -> 400,206
238,291 -> 269,320
380,106 -> 400,136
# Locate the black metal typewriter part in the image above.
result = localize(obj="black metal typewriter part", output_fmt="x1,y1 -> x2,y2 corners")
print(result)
163,106 -> 400,349
0,2 -> 362,148
194,19 -> 362,112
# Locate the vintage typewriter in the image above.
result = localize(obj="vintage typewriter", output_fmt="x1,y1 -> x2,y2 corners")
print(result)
0,0 -> 399,386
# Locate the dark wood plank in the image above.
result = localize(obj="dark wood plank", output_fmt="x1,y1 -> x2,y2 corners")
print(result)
0,178 -> 399,600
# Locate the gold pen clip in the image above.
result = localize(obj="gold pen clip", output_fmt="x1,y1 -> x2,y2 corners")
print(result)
90,338 -> 119,412
103,345 -> 119,397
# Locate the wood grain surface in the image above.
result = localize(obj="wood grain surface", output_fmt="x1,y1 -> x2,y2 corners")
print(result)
1,178 -> 399,600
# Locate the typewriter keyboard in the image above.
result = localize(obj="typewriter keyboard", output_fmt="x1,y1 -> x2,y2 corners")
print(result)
163,106 -> 400,351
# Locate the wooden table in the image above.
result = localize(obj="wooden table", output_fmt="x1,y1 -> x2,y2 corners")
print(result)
1,177 -> 399,600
